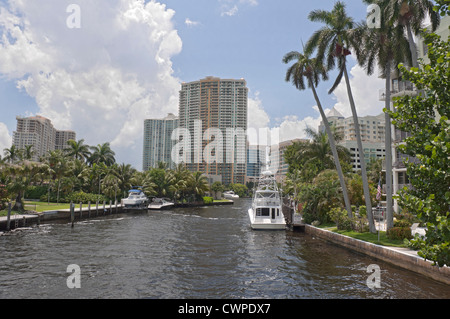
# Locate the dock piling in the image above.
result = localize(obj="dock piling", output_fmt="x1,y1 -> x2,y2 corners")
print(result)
6,203 -> 11,231
70,202 -> 74,228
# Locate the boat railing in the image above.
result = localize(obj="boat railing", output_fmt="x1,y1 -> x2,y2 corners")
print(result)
254,198 -> 281,207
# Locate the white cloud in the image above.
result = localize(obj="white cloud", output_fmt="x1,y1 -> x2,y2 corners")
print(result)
0,122 -> 12,155
0,0 -> 183,168
331,61 -> 385,118
219,0 -> 258,17
185,18 -> 200,27
221,5 -> 238,17
246,90 -> 323,145
247,92 -> 270,130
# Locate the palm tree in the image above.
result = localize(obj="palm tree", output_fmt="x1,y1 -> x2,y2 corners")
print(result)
23,145 -> 35,161
358,16 -> 412,230
3,145 -> 22,164
171,163 -> 190,202
113,163 -> 136,198
378,0 -> 440,69
5,161 -> 43,211
305,1 -> 375,231
282,49 -> 353,218
66,139 -> 91,162
187,171 -> 209,202
89,143 -> 116,167
45,150 -> 69,203
302,127 -> 351,170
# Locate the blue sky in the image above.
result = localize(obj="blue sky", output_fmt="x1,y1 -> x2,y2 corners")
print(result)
0,0 -> 385,168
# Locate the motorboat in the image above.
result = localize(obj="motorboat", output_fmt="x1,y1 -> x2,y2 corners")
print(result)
122,188 -> 149,210
248,170 -> 286,230
223,191 -> 239,199
148,198 -> 175,210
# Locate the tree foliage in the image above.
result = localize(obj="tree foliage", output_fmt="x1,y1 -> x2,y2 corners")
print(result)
388,28 -> 450,267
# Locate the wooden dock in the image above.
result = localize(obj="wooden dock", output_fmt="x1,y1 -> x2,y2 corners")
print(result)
282,198 -> 305,232
1,201 -> 125,231
0,213 -> 41,231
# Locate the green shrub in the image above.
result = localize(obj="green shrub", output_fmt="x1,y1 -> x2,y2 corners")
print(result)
65,191 -> 106,204
387,227 -> 412,241
202,196 -> 213,204
25,186 -> 48,200
359,205 -> 367,217
394,219 -> 412,228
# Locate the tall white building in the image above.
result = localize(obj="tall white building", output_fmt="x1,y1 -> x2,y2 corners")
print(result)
142,113 -> 179,171
319,108 -> 386,171
13,115 -> 76,161
178,76 -> 248,185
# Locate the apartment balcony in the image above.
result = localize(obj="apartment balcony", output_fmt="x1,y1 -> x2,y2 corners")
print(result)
379,83 -> 417,101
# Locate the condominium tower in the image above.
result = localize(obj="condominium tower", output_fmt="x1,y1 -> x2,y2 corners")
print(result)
13,115 -> 76,161
177,76 -> 248,185
319,108 -> 386,171
142,113 -> 179,171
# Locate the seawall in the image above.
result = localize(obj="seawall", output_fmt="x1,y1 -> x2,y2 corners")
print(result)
304,224 -> 450,285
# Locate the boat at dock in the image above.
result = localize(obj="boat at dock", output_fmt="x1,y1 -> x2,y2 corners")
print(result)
148,198 -> 175,210
248,170 -> 286,230
122,188 -> 149,210
223,191 -> 239,199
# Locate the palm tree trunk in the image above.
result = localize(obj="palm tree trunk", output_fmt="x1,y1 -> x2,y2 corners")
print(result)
406,23 -> 419,68
385,60 -> 394,230
310,80 -> 352,218
342,66 -> 376,233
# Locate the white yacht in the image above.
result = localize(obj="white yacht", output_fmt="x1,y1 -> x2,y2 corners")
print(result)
148,198 -> 175,210
122,189 -> 149,210
223,191 -> 239,199
248,170 -> 286,230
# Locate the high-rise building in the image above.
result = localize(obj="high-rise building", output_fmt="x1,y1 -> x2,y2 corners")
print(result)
13,115 -> 76,161
246,144 -> 266,184
142,113 -> 179,171
319,108 -> 386,171
178,76 -> 248,185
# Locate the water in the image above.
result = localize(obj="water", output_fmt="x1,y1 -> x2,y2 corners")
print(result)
0,199 -> 449,299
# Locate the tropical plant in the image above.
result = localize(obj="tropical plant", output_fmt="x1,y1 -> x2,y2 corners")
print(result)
282,48 -> 353,217
305,1 -> 374,231
66,139 -> 91,162
45,150 -> 70,203
187,171 -> 209,201
387,27 -> 450,266
3,145 -> 22,164
373,0 -> 440,68
88,142 -> 116,167
358,8 -> 412,230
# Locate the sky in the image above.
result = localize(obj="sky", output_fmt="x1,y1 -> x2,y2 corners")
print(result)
0,0 -> 386,169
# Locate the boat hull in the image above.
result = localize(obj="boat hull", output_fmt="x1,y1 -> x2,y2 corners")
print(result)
148,203 -> 174,210
248,208 -> 286,230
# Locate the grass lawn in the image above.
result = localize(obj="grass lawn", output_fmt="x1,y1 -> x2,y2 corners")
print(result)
0,201 -> 71,216
319,224 -> 407,247
25,201 -> 71,212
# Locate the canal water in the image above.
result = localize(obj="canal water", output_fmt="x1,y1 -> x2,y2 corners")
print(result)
0,198 -> 449,299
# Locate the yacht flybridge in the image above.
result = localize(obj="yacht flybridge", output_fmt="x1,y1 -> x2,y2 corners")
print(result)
248,170 -> 286,230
